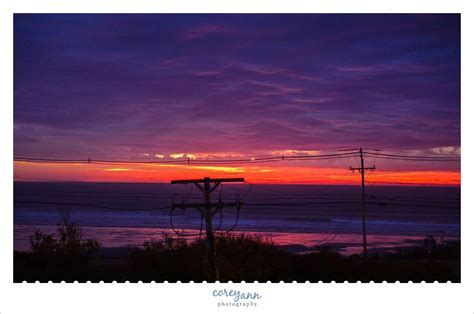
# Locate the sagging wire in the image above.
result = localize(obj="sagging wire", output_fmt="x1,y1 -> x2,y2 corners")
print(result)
169,186 -> 205,237
169,204 -> 205,237
315,215 -> 355,246
226,194 -> 242,233
372,149 -> 380,167
241,181 -> 254,200
222,182 -> 252,233
213,189 -> 224,232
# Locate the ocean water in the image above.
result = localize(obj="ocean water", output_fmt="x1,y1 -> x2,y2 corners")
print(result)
14,182 -> 460,255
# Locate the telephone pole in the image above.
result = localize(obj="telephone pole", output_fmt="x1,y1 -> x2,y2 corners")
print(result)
349,148 -> 375,259
171,177 -> 244,281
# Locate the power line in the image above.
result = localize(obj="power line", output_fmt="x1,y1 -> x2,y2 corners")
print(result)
15,191 -> 202,200
169,206 -> 205,237
365,180 -> 460,186
14,200 -> 170,211
245,201 -> 459,210
14,187 -> 199,197
244,201 -> 361,207
15,196 -> 459,211
365,156 -> 460,162
368,194 -> 460,202
316,215 -> 355,246
364,152 -> 460,159
363,152 -> 460,162
14,156 -> 190,164
15,193 -> 458,208
14,151 -> 460,168
366,201 -> 459,210
14,152 -> 361,165
11,186 -> 329,198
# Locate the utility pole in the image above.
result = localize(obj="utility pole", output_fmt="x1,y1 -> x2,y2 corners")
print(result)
171,177 -> 244,281
349,148 -> 375,259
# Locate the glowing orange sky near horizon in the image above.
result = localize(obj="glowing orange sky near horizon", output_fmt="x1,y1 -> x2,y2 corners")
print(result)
13,161 -> 460,186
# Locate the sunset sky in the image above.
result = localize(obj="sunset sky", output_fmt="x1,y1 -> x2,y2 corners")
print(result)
14,14 -> 460,184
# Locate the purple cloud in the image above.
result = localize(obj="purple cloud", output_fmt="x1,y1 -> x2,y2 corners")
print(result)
13,14 -> 460,173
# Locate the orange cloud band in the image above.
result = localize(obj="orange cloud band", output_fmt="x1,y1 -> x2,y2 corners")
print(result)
14,161 -> 460,186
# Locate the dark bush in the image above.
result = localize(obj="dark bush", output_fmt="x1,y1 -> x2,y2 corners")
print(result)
29,215 -> 100,256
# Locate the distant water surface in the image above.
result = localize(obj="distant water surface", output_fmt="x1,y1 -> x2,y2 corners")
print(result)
14,182 -> 460,255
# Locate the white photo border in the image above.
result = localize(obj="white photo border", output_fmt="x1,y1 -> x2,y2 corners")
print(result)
0,1 -> 472,314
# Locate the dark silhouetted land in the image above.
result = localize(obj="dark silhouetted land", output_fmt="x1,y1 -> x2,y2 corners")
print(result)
14,232 -> 460,283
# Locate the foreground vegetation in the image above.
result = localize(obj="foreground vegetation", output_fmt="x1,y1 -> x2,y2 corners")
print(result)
14,221 -> 460,282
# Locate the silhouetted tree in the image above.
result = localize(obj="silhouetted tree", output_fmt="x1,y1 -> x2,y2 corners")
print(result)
29,214 -> 100,255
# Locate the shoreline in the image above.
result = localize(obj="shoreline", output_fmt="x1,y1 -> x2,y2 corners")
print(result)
14,223 -> 460,256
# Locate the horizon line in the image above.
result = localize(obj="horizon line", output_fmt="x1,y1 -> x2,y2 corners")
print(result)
13,179 -> 461,187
